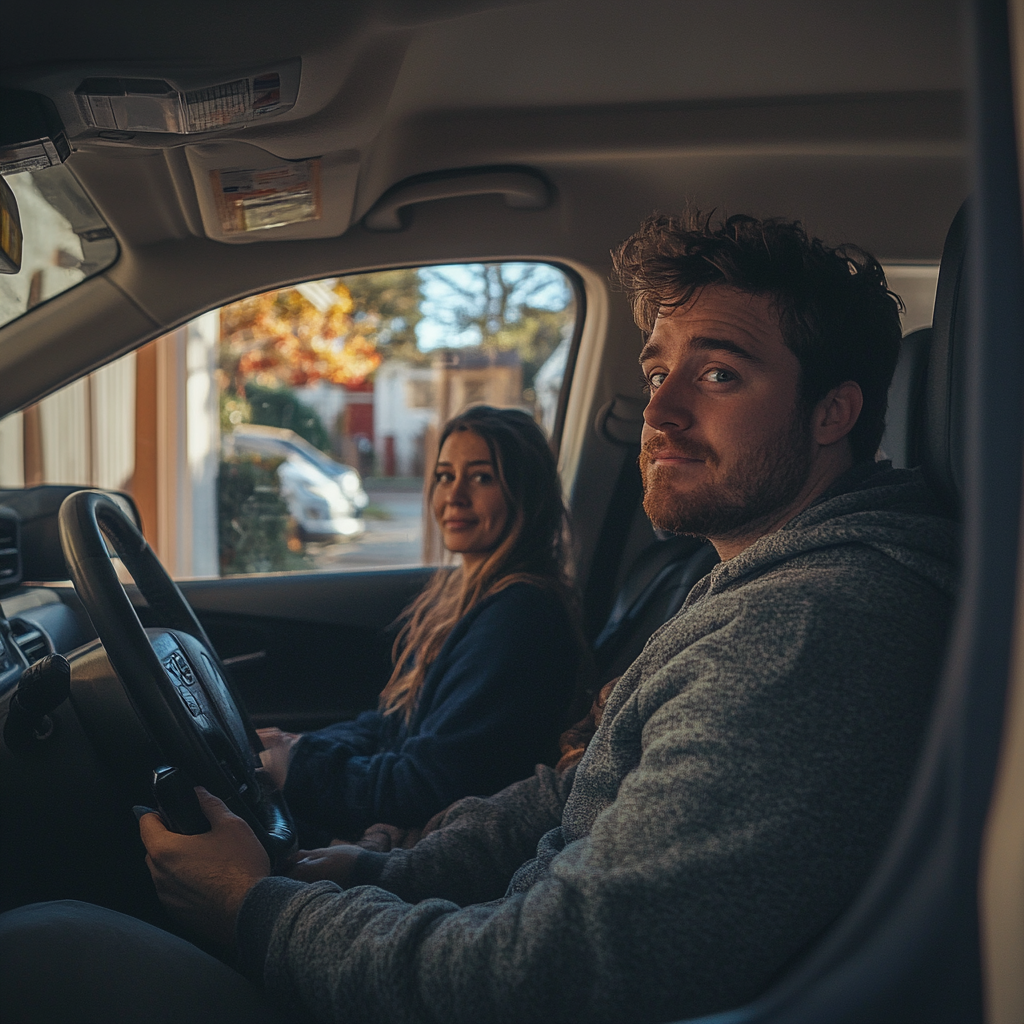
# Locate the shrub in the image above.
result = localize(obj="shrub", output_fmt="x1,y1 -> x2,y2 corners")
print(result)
217,455 -> 309,575
244,381 -> 331,452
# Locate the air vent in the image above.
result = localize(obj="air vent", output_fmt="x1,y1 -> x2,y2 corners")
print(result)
0,507 -> 22,592
9,617 -> 51,666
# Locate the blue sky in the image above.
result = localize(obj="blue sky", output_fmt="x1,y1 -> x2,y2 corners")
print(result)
414,262 -> 572,350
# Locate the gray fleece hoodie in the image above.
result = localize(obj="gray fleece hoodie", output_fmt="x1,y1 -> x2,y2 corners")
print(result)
236,462 -> 958,1024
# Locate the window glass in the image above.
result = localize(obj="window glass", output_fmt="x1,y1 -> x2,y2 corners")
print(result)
0,164 -> 119,331
882,264 -> 939,334
0,262 -> 578,578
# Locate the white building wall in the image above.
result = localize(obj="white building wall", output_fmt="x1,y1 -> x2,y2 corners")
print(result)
2,348 -> 137,492
0,414 -> 24,487
186,312 -> 220,577
92,351 -> 136,491
534,333 -> 571,437
295,380 -> 348,436
0,317 -> 220,577
39,378 -> 91,484
374,362 -> 436,476
150,315 -> 221,578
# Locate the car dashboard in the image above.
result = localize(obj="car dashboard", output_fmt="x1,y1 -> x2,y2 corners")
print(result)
0,585 -> 99,694
0,485 -> 142,698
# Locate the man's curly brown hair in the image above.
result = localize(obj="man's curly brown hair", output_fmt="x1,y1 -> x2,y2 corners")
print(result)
611,210 -> 904,462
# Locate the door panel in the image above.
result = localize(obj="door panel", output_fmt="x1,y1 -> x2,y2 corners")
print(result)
174,568 -> 435,731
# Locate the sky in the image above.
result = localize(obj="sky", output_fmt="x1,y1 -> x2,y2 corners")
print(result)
414,261 -> 572,350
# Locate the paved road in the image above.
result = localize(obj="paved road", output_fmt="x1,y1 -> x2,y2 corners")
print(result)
306,484 -> 426,570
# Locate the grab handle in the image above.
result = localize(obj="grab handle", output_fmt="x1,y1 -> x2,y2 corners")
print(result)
363,169 -> 551,231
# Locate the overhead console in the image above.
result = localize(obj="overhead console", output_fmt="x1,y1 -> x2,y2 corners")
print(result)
73,62 -> 300,136
1,61 -> 370,246
7,60 -> 301,144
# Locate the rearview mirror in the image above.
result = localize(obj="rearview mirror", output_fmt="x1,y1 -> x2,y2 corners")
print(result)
0,175 -> 22,274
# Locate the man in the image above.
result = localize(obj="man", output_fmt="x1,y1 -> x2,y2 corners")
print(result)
0,212 -> 958,1023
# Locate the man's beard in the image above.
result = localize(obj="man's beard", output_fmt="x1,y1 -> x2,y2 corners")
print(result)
639,410 -> 814,540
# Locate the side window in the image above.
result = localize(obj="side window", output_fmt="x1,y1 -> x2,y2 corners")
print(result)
882,264 -> 939,334
0,263 -> 579,578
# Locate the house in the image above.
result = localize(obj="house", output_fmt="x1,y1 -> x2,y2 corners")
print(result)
374,348 -> 524,478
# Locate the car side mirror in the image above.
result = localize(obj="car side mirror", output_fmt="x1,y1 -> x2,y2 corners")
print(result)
0,175 -> 22,274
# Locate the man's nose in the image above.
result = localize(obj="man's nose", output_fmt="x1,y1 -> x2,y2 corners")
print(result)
643,372 -> 694,432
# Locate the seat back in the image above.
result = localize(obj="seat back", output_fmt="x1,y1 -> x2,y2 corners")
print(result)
593,536 -> 718,680
922,201 -> 968,511
880,326 -> 931,470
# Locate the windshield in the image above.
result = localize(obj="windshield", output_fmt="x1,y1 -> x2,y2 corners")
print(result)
0,164 -> 118,331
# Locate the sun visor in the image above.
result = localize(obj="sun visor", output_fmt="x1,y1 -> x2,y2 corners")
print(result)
185,142 -> 358,244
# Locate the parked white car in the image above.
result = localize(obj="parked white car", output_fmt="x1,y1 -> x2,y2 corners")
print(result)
225,425 -> 368,542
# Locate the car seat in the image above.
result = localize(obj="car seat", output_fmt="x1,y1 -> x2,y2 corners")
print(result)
880,326 -> 931,471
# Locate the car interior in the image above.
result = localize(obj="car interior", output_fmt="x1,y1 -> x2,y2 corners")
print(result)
1,2 -> 1023,1022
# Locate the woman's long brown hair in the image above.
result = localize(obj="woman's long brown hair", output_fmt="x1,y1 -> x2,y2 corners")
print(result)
379,406 -> 579,724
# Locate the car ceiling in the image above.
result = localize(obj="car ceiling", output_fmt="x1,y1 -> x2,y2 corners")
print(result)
0,0 -> 968,422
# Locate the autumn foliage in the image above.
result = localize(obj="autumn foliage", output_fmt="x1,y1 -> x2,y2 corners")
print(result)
219,280 -> 384,392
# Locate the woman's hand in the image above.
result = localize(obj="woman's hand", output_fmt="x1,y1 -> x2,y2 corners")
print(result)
286,843 -> 362,886
256,727 -> 302,790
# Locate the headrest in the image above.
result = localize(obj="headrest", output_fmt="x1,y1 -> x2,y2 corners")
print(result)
923,201 -> 968,513
881,326 -> 931,470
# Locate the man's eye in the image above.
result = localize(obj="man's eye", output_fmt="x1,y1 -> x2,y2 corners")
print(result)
646,371 -> 668,391
703,368 -> 736,384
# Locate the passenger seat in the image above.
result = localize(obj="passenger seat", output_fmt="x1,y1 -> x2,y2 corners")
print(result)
592,535 -> 718,680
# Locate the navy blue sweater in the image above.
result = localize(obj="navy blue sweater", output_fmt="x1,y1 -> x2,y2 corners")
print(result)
282,582 -> 579,843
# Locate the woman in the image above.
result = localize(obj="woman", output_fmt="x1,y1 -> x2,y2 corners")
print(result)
258,406 -> 585,846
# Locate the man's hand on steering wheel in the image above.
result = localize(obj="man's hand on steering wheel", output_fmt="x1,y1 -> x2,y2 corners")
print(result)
140,788 -> 270,950
59,492 -> 297,867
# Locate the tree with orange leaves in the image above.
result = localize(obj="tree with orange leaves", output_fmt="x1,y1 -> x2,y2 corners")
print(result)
219,279 -> 384,393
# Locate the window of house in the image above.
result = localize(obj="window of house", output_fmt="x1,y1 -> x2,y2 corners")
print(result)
0,262 -> 580,579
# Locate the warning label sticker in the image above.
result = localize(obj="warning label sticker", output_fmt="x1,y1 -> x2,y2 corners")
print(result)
185,73 -> 282,133
211,159 -> 321,233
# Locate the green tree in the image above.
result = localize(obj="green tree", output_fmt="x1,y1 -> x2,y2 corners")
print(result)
244,381 -> 330,451
217,456 -> 309,575
419,263 -> 575,389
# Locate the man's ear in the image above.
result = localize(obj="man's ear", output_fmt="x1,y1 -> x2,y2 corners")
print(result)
812,381 -> 863,447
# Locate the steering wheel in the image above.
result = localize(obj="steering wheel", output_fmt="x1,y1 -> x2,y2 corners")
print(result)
58,490 -> 295,866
